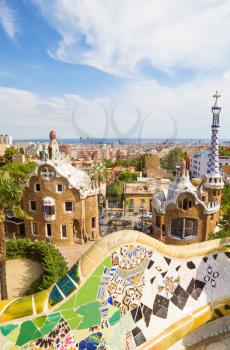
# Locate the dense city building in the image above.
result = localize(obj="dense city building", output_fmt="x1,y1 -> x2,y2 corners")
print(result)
124,177 -> 170,213
190,151 -> 230,178
0,133 -> 12,146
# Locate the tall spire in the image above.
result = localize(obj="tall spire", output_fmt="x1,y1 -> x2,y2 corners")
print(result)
207,91 -> 221,175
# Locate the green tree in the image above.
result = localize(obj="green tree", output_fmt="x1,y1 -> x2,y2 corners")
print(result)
3,147 -> 19,163
219,147 -> 230,156
103,155 -> 146,172
0,172 -> 32,299
103,159 -> 114,168
221,185 -> 230,228
161,148 -> 185,171
107,180 -> 124,200
1,162 -> 36,186
118,171 -> 138,182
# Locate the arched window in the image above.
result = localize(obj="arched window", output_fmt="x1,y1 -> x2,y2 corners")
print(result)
178,201 -> 182,209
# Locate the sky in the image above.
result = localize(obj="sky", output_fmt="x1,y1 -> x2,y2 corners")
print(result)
0,0 -> 230,140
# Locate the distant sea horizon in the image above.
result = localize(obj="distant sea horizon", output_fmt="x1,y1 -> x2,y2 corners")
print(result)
13,137 -> 230,145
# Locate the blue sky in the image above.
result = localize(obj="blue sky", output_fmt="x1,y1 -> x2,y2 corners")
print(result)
0,0 -> 230,139
0,0 -> 123,97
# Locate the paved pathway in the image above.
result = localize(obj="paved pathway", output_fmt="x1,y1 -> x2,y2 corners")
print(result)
6,259 -> 43,299
57,241 -> 95,267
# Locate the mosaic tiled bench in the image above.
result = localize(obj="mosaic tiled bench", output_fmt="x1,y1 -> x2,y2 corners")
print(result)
0,230 -> 230,350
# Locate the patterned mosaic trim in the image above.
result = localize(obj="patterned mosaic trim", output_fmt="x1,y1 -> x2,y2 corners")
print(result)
0,230 -> 229,324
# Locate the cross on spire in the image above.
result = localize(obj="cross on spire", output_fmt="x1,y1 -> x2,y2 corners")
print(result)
213,91 -> 221,107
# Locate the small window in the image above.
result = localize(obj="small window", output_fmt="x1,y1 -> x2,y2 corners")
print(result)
46,223 -> 52,237
213,190 -> 216,196
188,200 -> 192,208
178,201 -> 182,209
61,224 -> 67,239
183,199 -> 188,210
35,184 -> 40,192
57,184 -> 63,193
65,201 -> 73,212
140,199 -> 145,209
202,196 -> 205,202
92,217 -> 96,228
31,222 -> 38,236
30,201 -> 36,212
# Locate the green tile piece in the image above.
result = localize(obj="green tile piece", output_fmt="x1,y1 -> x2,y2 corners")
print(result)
40,312 -> 62,335
16,321 -> 42,346
75,257 -> 112,308
109,310 -> 121,326
60,309 -> 82,330
76,301 -> 101,329
5,325 -> 20,343
0,324 -> 18,337
57,291 -> 77,312
33,315 -> 47,329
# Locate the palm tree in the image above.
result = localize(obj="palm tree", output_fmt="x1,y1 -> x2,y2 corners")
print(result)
90,162 -> 109,187
0,172 -> 31,299
91,162 -> 110,224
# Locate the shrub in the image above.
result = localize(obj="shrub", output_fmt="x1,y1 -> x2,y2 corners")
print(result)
6,239 -> 68,294
209,230 -> 230,240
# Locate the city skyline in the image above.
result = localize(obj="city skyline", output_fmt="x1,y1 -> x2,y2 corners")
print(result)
1,1 -> 230,139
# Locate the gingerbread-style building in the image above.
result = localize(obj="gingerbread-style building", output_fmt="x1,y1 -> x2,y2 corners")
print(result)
22,131 -> 100,245
152,93 -> 224,244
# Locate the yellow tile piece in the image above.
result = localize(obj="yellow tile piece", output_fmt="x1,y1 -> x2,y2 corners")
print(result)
0,295 -> 33,323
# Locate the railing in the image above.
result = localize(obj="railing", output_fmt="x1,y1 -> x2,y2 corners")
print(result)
205,201 -> 220,213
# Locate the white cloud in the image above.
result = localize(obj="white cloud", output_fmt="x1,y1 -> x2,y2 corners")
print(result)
32,0 -> 230,76
1,71 -> 230,140
0,0 -> 18,39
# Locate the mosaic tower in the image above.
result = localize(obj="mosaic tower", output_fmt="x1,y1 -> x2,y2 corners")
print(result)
204,91 -> 224,201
